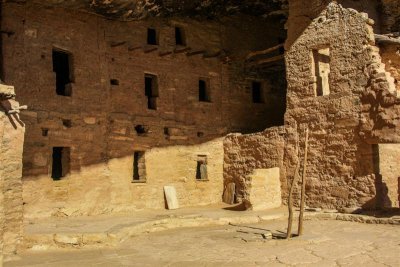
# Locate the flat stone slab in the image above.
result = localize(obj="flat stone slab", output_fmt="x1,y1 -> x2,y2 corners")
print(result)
247,167 -> 282,211
164,186 -> 179,210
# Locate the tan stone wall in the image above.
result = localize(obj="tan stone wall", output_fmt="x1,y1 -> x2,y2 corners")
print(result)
377,144 -> 400,208
223,127 -> 286,203
0,85 -> 25,262
284,1 -> 400,209
24,138 -> 223,218
284,2 -> 380,209
0,113 -> 4,266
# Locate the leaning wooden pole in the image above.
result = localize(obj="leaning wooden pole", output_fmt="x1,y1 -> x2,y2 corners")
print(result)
286,159 -> 300,239
298,127 -> 309,236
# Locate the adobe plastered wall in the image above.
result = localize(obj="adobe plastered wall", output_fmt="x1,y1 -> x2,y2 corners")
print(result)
284,1 -> 400,209
1,2 -> 285,218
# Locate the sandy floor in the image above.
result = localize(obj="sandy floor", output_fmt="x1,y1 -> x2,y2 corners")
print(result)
6,219 -> 400,266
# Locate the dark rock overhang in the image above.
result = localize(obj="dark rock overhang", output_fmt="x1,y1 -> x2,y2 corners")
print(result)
4,0 -> 288,20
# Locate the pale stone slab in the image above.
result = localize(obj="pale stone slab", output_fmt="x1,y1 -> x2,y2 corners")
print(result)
164,186 -> 179,210
223,182 -> 235,204
247,167 -> 282,211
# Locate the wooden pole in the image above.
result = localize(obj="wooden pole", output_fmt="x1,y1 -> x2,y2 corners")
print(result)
286,159 -> 300,240
298,127 -> 309,236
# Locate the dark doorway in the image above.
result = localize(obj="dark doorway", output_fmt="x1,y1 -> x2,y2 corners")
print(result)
52,49 -> 73,96
199,79 -> 211,102
133,151 -> 146,182
147,28 -> 158,45
175,27 -> 186,46
51,147 -> 70,180
252,81 -> 264,103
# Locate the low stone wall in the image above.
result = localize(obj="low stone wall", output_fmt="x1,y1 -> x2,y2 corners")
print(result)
223,127 -> 286,203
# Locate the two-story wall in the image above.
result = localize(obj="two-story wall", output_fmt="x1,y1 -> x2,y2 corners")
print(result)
224,1 -> 400,210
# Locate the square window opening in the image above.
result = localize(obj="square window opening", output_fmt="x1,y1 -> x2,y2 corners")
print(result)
42,128 -> 49,137
110,79 -> 119,86
62,119 -> 72,128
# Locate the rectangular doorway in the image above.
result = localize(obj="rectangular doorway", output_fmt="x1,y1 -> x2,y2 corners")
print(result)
51,147 -> 70,180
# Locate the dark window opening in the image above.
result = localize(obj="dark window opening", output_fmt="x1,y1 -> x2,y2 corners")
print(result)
196,155 -> 208,181
252,81 -> 264,103
164,127 -> 170,136
51,147 -> 70,180
145,74 -> 158,110
175,27 -> 186,46
199,79 -> 211,102
62,119 -> 72,128
42,128 -> 49,137
110,79 -> 119,86
147,28 -> 158,45
278,38 -> 285,54
133,151 -> 146,182
197,132 -> 204,138
135,125 -> 149,136
52,49 -> 73,96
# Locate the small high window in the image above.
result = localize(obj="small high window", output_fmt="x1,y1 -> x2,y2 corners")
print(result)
147,28 -> 158,45
175,27 -> 186,46
51,147 -> 70,180
52,49 -> 73,96
135,125 -> 149,136
199,79 -> 211,102
196,155 -> 208,181
252,81 -> 264,103
145,74 -> 159,110
133,151 -> 146,182
62,119 -> 72,128
42,128 -> 49,137
110,79 -> 119,86
312,47 -> 330,96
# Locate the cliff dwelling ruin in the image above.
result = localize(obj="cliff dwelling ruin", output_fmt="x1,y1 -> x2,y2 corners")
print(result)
0,0 -> 399,265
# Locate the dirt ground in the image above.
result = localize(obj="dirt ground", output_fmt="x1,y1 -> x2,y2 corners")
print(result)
6,219 -> 400,267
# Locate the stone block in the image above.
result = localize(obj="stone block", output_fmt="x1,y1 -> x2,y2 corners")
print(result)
164,186 -> 179,210
223,182 -> 235,205
0,84 -> 15,97
247,167 -> 282,211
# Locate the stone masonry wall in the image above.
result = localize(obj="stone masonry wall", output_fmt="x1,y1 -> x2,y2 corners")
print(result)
284,1 -> 399,209
0,84 -> 25,263
223,127 -> 286,202
1,2 -> 286,218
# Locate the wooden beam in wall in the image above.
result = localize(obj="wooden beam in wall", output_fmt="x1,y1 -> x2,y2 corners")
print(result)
246,43 -> 284,61
375,34 -> 400,45
247,54 -> 284,66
